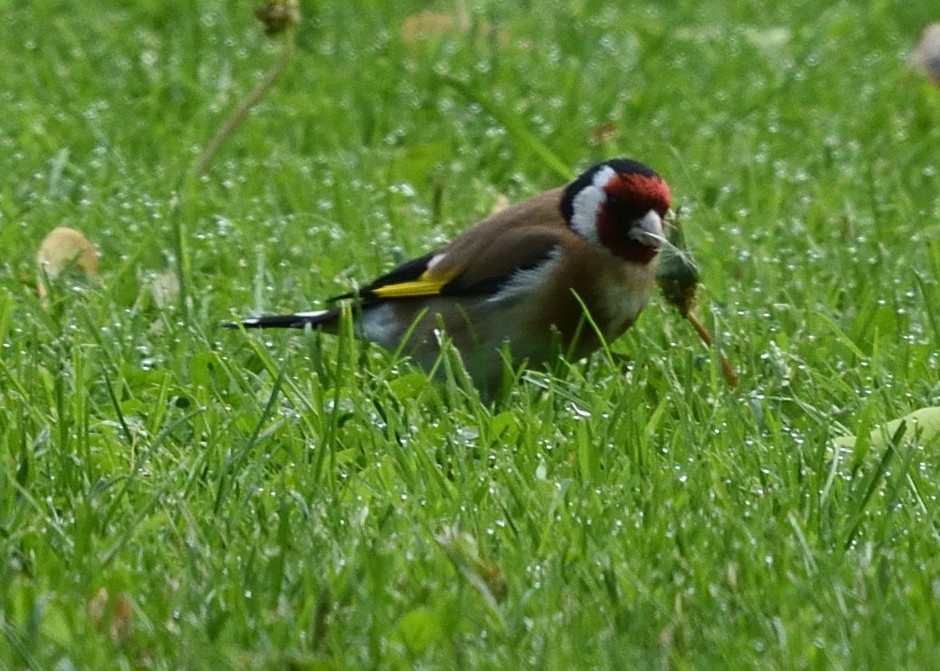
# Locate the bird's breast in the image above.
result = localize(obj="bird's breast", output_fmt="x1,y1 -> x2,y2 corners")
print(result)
595,258 -> 659,336
528,244 -> 658,343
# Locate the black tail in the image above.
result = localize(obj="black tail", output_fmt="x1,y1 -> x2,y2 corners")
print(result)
225,308 -> 340,330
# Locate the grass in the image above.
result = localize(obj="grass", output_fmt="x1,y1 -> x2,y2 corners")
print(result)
2,0 -> 940,668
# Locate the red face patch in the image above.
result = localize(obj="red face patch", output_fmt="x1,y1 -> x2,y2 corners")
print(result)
595,172 -> 670,265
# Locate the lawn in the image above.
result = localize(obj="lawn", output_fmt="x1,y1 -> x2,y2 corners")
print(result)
2,0 -> 940,668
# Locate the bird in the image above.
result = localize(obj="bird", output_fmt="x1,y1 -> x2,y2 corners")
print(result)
229,158 -> 671,398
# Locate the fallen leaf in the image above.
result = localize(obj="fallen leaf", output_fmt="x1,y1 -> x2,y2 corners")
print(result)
401,10 -> 465,43
489,193 -> 511,216
110,595 -> 134,643
741,26 -> 792,53
37,226 -> 98,299
89,587 -> 109,628
435,527 -> 507,604
400,8 -> 504,46
88,587 -> 135,643
150,271 -> 180,308
588,122 -> 620,145
833,406 -> 940,449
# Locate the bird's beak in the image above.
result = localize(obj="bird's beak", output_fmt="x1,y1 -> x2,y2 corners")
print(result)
627,210 -> 665,249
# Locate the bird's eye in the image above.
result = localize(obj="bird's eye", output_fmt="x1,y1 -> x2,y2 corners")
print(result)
604,194 -> 646,223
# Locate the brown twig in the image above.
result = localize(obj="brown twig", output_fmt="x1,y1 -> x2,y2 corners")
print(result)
189,23 -> 297,180
173,3 -> 299,316
683,310 -> 740,388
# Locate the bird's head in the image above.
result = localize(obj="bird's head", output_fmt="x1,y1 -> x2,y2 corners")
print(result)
560,158 -> 671,265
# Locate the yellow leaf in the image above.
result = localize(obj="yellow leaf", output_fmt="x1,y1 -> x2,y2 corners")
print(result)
37,226 -> 98,278
401,10 -> 464,44
36,226 -> 98,299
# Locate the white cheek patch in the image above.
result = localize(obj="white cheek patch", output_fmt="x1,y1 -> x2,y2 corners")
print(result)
569,165 -> 615,245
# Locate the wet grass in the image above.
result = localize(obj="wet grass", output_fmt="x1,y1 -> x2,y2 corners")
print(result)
2,1 -> 940,668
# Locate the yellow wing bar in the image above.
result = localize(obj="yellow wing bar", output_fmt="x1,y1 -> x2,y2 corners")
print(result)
370,272 -> 451,298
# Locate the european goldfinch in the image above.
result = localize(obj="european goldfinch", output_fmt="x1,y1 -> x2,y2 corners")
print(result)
231,158 -> 671,396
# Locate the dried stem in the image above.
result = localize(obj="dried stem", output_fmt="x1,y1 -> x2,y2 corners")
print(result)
683,310 -> 740,388
189,27 -> 296,180
173,7 -> 299,317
